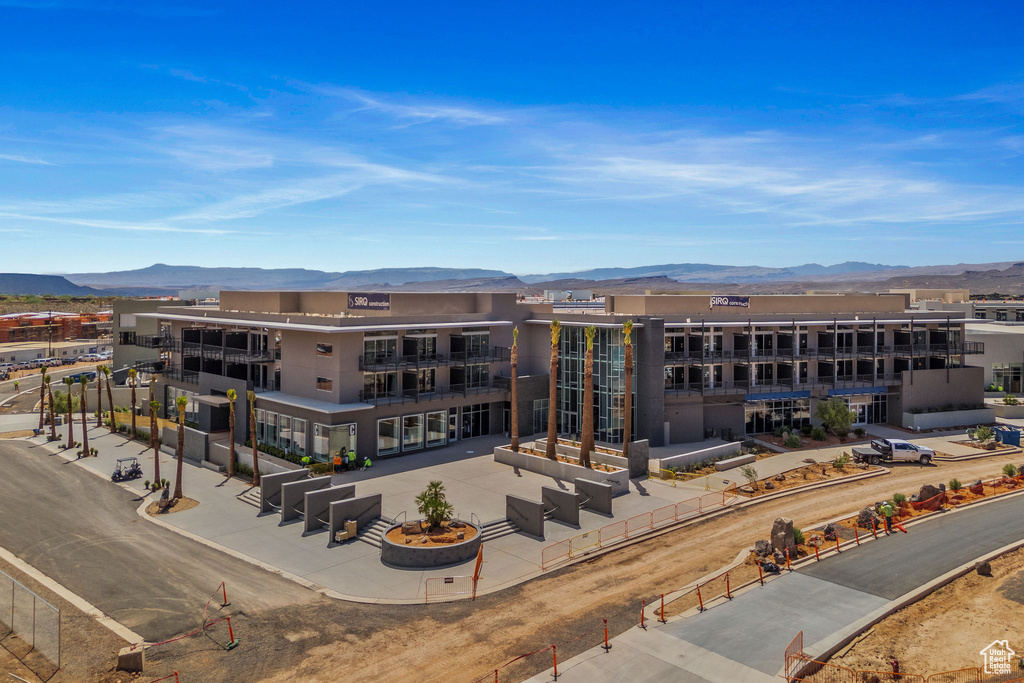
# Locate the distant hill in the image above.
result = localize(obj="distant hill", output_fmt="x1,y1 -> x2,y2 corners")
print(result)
0,274 -> 105,296
519,261 -> 908,284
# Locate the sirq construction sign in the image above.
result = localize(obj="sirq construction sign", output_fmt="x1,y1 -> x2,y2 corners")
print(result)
709,295 -> 750,309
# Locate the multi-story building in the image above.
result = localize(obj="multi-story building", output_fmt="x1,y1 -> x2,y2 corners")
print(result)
123,290 -> 985,463
0,311 -> 112,343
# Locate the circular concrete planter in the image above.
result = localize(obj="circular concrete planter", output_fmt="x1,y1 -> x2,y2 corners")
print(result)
380,523 -> 481,568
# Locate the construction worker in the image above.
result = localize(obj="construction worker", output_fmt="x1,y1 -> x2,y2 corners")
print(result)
346,448 -> 356,471
879,500 -> 894,534
301,455 -> 311,469
361,455 -> 372,471
333,452 -> 343,475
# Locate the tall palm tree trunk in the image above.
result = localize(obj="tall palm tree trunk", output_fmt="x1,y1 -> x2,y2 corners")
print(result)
545,321 -> 561,460
64,379 -> 74,450
510,327 -> 519,452
48,385 -> 56,441
226,389 -> 237,478
129,373 -> 138,440
106,370 -> 116,434
622,321 -> 634,459
79,380 -> 89,457
149,400 -> 161,486
38,367 -> 46,430
95,369 -> 103,428
248,390 -> 261,486
580,326 -> 596,468
173,396 -> 187,499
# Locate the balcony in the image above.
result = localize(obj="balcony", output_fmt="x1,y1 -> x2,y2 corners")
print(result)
134,334 -> 174,349
161,365 -> 199,385
359,347 -> 510,372
358,378 -> 508,407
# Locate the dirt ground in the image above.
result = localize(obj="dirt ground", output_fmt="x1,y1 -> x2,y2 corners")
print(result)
8,447 -> 1024,683
384,520 -> 479,546
737,462 -> 882,497
145,496 -> 200,516
823,547 -> 1024,675
756,431 -> 877,451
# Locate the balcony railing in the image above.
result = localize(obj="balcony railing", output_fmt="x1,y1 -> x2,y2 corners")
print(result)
665,373 -> 904,397
359,347 -> 510,372
358,379 -> 508,406
161,365 -> 199,385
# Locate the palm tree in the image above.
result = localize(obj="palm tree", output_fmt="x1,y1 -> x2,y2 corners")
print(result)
173,395 -> 187,499
147,378 -> 156,447
38,365 -> 47,431
415,480 -> 453,532
149,399 -> 161,487
102,365 -> 116,434
509,327 -> 520,453
47,381 -> 56,441
79,375 -> 90,457
622,320 -> 634,459
128,368 -> 138,440
545,320 -> 561,460
580,326 -> 597,468
247,390 -> 261,486
226,388 -> 237,478
95,365 -> 104,428
63,376 -> 75,449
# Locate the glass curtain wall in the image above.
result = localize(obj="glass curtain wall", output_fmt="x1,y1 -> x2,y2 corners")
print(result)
557,325 -> 635,443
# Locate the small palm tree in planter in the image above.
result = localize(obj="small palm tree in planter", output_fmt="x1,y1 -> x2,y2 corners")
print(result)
63,376 -> 75,449
149,399 -> 161,487
545,320 -> 561,461
579,326 -> 597,469
415,480 -> 454,532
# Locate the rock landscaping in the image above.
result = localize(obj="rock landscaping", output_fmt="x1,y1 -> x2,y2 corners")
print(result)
735,460 -> 882,498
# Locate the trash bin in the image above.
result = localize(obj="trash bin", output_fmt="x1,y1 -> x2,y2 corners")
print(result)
994,426 -> 1021,447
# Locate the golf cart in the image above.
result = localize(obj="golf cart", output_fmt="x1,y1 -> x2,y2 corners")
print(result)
111,457 -> 143,482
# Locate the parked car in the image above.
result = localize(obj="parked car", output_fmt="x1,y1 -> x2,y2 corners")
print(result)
0,363 -> 14,374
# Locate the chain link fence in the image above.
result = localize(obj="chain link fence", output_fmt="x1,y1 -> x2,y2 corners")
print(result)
0,568 -> 61,674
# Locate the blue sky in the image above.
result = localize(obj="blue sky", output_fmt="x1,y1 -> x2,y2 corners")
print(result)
2,1 -> 1024,275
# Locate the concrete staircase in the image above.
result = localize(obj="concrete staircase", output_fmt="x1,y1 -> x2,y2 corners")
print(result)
480,518 -> 520,542
236,487 -> 261,509
357,518 -> 391,549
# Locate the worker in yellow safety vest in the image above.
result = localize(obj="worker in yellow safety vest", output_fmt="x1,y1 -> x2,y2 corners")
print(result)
879,501 -> 894,534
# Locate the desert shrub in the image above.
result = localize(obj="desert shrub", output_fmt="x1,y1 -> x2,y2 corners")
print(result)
816,397 -> 855,436
853,427 -> 866,438
739,464 -> 759,489
792,527 -> 805,545
773,426 -> 788,437
799,424 -> 813,437
832,452 -> 851,471
811,426 -> 827,441
948,478 -> 963,491
892,492 -> 907,505
1002,464 -> 1019,477
309,462 -> 333,476
1004,394 -> 1020,406
235,463 -> 253,478
973,425 -> 995,443
783,432 -> 802,449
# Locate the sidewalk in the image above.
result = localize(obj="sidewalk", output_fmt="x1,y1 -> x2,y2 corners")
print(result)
25,424 -> 719,603
526,489 -> 1024,682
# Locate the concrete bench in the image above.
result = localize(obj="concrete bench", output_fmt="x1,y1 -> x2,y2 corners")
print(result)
713,453 -> 756,471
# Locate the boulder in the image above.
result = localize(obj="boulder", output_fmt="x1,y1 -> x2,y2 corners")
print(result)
910,494 -> 920,503
773,551 -> 786,565
802,458 -> 817,464
762,562 -> 780,573
919,484 -> 942,501
976,561 -> 993,577
971,479 -> 982,489
764,481 -> 775,490
739,485 -> 755,494
402,521 -> 422,535
823,523 -> 838,541
774,474 -> 786,482
771,517 -> 796,556
754,540 -> 772,557
856,507 -> 881,528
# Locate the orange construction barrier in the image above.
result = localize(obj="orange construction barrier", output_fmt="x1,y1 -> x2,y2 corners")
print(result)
893,520 -> 908,534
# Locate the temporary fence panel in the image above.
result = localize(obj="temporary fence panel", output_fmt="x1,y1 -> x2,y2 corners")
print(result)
651,504 -> 676,528
0,568 -> 60,670
784,631 -> 804,681
674,498 -> 700,520
424,575 -> 475,603
599,520 -> 627,546
855,672 -> 924,683
924,669 -> 982,683
699,491 -> 722,514
625,512 -> 653,538
541,539 -> 571,570
569,530 -> 600,558
787,655 -> 857,683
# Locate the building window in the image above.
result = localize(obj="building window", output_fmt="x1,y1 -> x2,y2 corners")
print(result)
378,417 -> 401,456
467,364 -> 489,389
256,409 -> 266,443
993,364 -> 1023,393
316,377 -> 333,391
119,331 -> 137,345
292,418 -> 306,456
533,399 -> 548,435
363,332 -> 397,362
363,371 -> 397,400
313,423 -> 329,460
426,410 -> 447,448
744,398 -> 811,435
463,328 -> 490,358
279,415 -> 292,452
316,343 -> 333,357
403,414 -> 424,451
417,368 -> 435,394
266,412 -> 278,447
462,402 -> 490,439
404,330 -> 437,360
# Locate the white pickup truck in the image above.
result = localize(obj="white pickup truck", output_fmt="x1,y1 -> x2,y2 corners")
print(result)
852,438 -> 934,466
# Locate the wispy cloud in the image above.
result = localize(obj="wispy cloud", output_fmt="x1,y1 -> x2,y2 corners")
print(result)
309,85 -> 508,126
0,153 -> 54,165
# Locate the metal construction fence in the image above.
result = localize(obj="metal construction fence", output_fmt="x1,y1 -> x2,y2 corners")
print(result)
785,645 -> 1024,682
541,485 -> 737,569
424,575 -> 476,603
0,567 -> 61,671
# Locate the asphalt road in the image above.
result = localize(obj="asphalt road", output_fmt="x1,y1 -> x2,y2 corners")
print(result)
0,363 -> 99,414
802,492 -> 1024,599
0,440 -> 316,641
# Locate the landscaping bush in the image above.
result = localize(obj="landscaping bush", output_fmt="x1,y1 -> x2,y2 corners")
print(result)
815,397 -> 855,436
1003,464 -> 1019,478
236,463 -> 253,478
832,452 -> 851,471
415,481 -> 454,531
810,426 -> 827,441
948,478 -> 963,492
783,432 -> 802,449
1004,394 -> 1020,406
773,426 -> 788,437
739,464 -> 759,489
972,425 -> 995,443
892,492 -> 907,505
792,527 -> 805,546
853,427 -> 866,438
309,462 -> 333,476
799,424 -> 813,437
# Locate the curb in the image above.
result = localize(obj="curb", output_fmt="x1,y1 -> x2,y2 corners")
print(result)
934,446 -> 1022,462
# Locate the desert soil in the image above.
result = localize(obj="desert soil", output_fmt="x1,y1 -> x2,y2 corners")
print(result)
756,431 -> 878,451
822,546 -> 1024,676
384,520 -> 479,546
737,462 -> 882,497
145,496 -> 200,516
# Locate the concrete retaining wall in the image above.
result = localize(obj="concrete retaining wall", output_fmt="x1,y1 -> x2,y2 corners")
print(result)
280,477 -> 331,522
259,469 -> 309,513
625,439 -> 649,477
653,441 -> 742,472
506,495 -> 545,539
303,484 -> 356,533
380,524 -> 481,568
541,486 -> 580,526
574,479 -> 613,515
714,453 -> 757,471
901,408 -> 996,430
992,402 -> 1024,419
494,446 -> 630,494
210,441 -> 297,476
328,493 -> 383,545
160,425 -> 208,463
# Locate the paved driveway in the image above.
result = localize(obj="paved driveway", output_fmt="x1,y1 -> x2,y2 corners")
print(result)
0,440 -> 315,641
